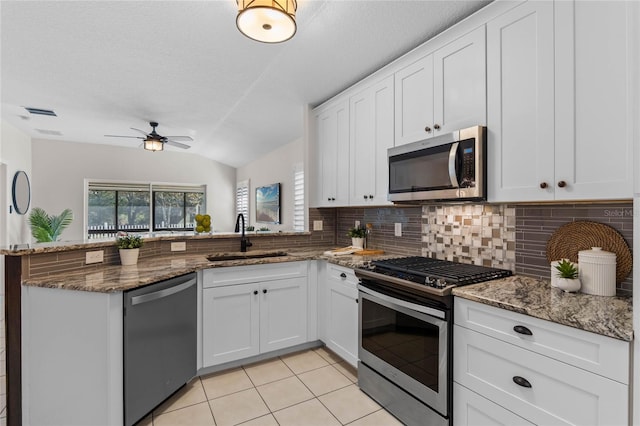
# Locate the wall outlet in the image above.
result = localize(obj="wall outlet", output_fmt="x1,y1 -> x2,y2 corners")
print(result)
85,250 -> 104,264
355,220 -> 360,228
171,242 -> 187,252
394,223 -> 402,237
313,220 -> 323,231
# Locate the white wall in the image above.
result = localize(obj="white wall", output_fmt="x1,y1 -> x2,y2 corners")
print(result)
31,139 -> 236,241
0,120 -> 33,245
236,138 -> 303,231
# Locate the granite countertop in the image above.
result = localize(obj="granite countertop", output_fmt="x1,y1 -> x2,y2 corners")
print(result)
453,275 -> 633,341
21,249 -> 396,293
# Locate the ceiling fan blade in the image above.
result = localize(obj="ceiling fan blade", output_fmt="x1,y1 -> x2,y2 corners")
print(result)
130,127 -> 149,136
165,140 -> 191,149
104,134 -> 144,139
164,135 -> 194,142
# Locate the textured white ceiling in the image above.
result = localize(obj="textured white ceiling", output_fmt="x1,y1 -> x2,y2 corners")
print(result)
1,0 -> 490,167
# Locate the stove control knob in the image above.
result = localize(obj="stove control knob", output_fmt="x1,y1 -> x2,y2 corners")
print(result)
436,278 -> 448,289
424,276 -> 435,287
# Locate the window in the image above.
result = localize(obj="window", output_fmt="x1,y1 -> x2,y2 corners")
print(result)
293,164 -> 304,231
236,180 -> 249,224
87,181 -> 205,239
153,185 -> 205,231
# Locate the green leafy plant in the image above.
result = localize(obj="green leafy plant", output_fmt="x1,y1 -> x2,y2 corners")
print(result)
116,234 -> 144,249
554,259 -> 578,279
258,227 -> 270,231
28,207 -> 73,243
246,226 -> 255,231
347,226 -> 366,238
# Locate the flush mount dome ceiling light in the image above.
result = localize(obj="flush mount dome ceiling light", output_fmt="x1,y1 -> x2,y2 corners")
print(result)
236,0 -> 297,43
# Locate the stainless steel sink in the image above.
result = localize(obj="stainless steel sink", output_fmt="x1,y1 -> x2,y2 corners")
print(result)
206,250 -> 288,261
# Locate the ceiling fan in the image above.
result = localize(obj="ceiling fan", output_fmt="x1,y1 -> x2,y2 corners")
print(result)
105,121 -> 193,151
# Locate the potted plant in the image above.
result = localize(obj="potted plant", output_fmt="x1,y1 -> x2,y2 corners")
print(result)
347,226 -> 366,249
116,234 -> 144,266
28,207 -> 73,243
554,259 -> 581,293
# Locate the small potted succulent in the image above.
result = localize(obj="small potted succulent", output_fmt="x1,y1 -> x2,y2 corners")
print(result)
554,259 -> 581,293
116,234 -> 144,266
347,226 -> 366,249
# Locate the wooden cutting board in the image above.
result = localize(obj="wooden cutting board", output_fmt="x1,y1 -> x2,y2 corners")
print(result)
353,249 -> 385,256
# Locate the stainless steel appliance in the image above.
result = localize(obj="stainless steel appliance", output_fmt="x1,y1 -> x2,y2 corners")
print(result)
388,126 -> 486,203
123,272 -> 197,426
355,257 -> 512,426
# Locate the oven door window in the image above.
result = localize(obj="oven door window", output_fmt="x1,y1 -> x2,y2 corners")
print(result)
361,296 -> 443,393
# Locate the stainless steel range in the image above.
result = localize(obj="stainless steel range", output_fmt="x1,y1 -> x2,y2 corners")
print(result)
355,257 -> 512,426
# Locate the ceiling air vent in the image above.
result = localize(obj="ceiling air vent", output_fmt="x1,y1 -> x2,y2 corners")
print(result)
24,107 -> 57,116
36,129 -> 63,136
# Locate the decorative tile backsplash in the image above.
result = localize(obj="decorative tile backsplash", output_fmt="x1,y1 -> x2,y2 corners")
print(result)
515,203 -> 633,296
421,204 -> 516,270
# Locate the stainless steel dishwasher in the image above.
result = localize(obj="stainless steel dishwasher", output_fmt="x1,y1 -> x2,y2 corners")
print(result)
123,272 -> 197,426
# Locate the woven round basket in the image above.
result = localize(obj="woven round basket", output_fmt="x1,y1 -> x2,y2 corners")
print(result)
546,221 -> 632,284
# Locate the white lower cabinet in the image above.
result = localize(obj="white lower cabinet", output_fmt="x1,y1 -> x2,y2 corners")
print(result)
202,262 -> 308,367
454,383 -> 534,426
323,263 -> 359,367
453,298 -> 630,426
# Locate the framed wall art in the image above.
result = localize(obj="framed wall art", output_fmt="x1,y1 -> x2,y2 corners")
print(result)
255,183 -> 280,224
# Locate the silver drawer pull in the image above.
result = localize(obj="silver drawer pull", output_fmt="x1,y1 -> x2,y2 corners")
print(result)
513,376 -> 532,388
513,325 -> 533,336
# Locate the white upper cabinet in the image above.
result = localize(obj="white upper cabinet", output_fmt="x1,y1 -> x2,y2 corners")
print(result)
395,26 -> 486,146
394,55 -> 434,145
349,75 -> 394,206
433,25 -> 487,134
487,0 -> 555,202
554,0 -> 634,200
488,0 -> 635,202
313,101 -> 350,207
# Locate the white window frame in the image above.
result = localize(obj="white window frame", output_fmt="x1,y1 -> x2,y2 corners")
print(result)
236,179 -> 250,226
293,163 -> 305,231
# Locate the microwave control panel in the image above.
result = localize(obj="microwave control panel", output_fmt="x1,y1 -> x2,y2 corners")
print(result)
459,139 -> 476,188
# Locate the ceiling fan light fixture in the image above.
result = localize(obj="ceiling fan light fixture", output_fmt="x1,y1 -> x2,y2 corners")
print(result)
236,0 -> 297,43
144,137 -> 164,152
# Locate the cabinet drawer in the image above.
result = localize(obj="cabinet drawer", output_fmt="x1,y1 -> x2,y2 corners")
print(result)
454,325 -> 628,426
203,261 -> 307,288
453,383 -> 534,426
326,264 -> 358,288
454,298 -> 629,383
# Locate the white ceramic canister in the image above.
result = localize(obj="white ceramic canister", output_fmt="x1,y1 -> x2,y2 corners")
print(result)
578,247 -> 616,296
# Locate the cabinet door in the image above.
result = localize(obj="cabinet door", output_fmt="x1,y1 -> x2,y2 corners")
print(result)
315,101 -> 350,206
260,277 -> 308,353
202,285 -> 259,367
349,75 -> 394,205
433,26 -> 487,134
486,1 -> 555,202
554,1 -> 634,200
325,266 -> 359,367
453,383 -> 534,426
394,54 -> 434,146
327,279 -> 358,367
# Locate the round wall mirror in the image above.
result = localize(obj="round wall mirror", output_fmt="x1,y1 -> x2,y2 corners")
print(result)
12,170 -> 31,215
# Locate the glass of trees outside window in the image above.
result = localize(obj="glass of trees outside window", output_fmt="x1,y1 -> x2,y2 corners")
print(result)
154,191 -> 204,230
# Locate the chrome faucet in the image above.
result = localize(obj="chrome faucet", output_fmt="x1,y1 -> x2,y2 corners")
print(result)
234,214 -> 252,252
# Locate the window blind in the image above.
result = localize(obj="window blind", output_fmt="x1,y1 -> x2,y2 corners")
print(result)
236,180 -> 249,224
293,166 -> 304,231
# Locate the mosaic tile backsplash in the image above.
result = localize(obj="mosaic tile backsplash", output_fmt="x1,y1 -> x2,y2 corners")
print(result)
421,204 -> 516,270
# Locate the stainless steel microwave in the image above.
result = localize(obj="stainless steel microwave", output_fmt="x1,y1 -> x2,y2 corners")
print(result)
388,126 -> 486,202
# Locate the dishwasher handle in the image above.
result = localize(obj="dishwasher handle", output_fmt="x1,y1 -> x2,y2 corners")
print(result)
131,277 -> 196,306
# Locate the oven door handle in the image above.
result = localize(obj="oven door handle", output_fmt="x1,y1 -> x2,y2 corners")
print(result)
358,284 -> 445,320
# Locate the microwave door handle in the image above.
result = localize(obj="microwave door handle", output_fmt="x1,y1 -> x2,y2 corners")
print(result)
448,142 -> 460,188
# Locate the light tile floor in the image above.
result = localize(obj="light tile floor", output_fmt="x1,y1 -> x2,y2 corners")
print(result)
138,347 -> 403,426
